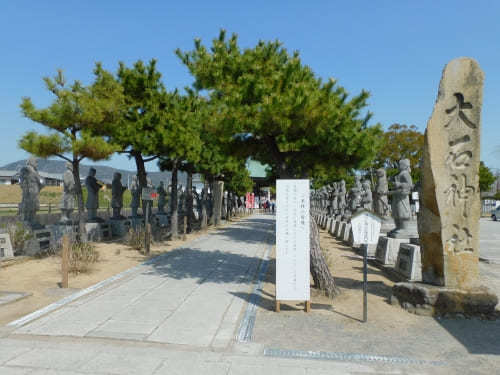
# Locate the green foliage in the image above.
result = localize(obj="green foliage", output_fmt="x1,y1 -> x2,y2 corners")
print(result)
374,123 -> 424,183
479,161 -> 496,192
19,67 -> 123,162
224,166 -> 254,195
177,30 -> 383,179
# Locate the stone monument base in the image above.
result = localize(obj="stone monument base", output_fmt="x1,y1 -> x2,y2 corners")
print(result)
333,221 -> 344,238
110,219 -> 131,238
348,230 -> 360,248
342,223 -> 352,242
23,228 -> 53,256
49,223 -> 78,244
391,282 -> 498,318
380,218 -> 396,234
85,222 -> 112,242
375,236 -> 409,265
387,220 -> 418,239
395,243 -> 422,281
328,220 -> 336,235
129,217 -> 145,230
0,233 -> 14,258
154,214 -> 170,227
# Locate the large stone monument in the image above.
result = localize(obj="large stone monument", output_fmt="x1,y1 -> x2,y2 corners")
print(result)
85,168 -> 103,222
19,157 -> 43,229
392,57 -> 497,317
60,163 -> 75,224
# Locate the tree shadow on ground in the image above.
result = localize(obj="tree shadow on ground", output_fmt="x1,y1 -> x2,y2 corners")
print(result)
139,216 -> 275,284
435,316 -> 500,355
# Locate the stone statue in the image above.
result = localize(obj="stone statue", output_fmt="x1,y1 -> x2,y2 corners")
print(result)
19,157 -> 43,228
111,172 -> 127,219
338,180 -> 347,217
374,168 -> 390,217
388,159 -> 416,238
178,185 -> 185,214
60,162 -> 75,223
157,181 -> 167,214
361,180 -> 373,211
348,175 -> 363,213
130,175 -> 141,217
330,182 -> 339,216
85,168 -> 102,222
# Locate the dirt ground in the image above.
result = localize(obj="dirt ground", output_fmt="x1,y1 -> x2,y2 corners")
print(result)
260,227 -> 419,327
0,221 -> 233,326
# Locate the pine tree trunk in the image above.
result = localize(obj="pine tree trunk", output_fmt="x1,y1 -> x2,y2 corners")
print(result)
186,170 -> 193,233
309,213 -> 340,297
170,162 -> 179,239
72,160 -> 86,242
133,151 -> 147,216
213,180 -> 224,226
201,179 -> 208,229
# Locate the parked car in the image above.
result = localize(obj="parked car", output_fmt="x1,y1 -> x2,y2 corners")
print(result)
491,206 -> 500,221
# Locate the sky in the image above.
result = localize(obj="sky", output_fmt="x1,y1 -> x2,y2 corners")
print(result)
1,1 -> 499,172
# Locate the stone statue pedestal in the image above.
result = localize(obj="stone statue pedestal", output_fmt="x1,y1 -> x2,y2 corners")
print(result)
333,221 -> 343,237
0,233 -> 14,259
380,217 -> 396,234
395,243 -> 422,282
391,283 -> 498,317
129,217 -> 145,230
348,230 -> 360,248
85,222 -> 112,242
49,223 -> 78,244
328,219 -> 336,235
23,228 -> 53,256
387,219 -> 418,239
154,213 -> 170,228
110,218 -> 131,238
376,236 -> 410,266
342,223 -> 352,243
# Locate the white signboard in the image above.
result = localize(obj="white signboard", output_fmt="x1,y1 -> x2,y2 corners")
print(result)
276,179 -> 310,301
350,210 -> 382,245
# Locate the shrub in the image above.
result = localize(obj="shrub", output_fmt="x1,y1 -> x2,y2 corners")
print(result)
126,227 -> 152,253
8,222 -> 33,255
69,241 -> 99,274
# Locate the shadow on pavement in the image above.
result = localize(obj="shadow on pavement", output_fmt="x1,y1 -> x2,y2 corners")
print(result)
141,215 -> 275,285
435,317 -> 500,355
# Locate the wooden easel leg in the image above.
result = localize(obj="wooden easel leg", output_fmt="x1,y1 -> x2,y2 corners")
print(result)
305,300 -> 311,313
275,300 -> 280,312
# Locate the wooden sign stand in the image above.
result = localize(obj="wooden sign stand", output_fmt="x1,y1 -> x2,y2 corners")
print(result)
275,299 -> 311,313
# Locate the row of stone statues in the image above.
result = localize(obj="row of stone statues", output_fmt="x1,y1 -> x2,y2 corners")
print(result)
311,159 -> 414,236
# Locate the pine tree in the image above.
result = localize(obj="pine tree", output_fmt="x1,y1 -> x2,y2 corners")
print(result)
19,66 -> 122,237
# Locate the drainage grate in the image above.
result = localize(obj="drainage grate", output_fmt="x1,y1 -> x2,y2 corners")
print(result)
263,348 -> 446,366
236,241 -> 273,342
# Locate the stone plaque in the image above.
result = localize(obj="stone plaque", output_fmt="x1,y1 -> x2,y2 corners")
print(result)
276,180 -> 310,301
395,243 -> 422,282
420,58 -> 483,289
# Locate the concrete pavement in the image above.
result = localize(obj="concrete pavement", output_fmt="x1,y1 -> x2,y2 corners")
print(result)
480,217 -> 500,263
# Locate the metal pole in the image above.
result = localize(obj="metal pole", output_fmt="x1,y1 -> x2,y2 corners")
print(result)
145,202 -> 150,255
363,245 -> 368,323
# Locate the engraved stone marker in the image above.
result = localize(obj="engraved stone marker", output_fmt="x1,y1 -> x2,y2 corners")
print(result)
419,58 -> 483,289
0,233 -> 13,258
276,180 -> 310,302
